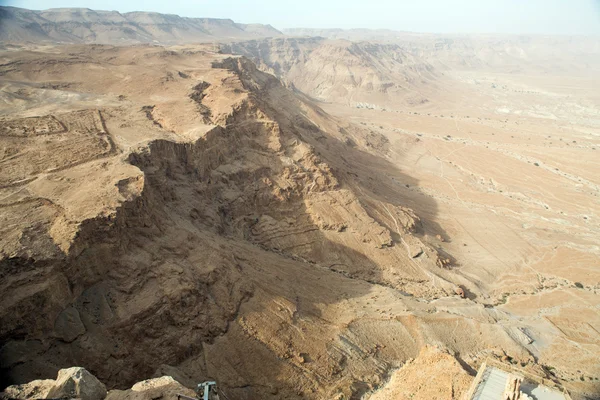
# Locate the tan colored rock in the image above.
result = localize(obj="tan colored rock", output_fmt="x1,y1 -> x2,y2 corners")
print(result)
368,346 -> 473,400
152,365 -> 196,388
106,376 -> 196,400
1,379 -> 54,400
131,376 -> 178,391
47,367 -> 107,400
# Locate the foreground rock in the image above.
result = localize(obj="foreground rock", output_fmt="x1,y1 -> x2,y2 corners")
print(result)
0,355 -> 473,400
106,376 -> 196,400
1,369 -> 193,400
46,367 -> 107,400
0,380 -> 54,400
2,367 -> 106,400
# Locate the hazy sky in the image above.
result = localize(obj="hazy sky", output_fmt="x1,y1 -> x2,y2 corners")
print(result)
3,0 -> 600,34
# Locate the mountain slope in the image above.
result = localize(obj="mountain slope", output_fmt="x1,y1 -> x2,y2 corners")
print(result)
0,6 -> 282,44
284,28 -> 600,73
0,44 -> 541,399
222,37 -> 439,106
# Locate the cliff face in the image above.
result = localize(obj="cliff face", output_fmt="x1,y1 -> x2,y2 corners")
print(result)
221,38 -> 438,106
0,44 -> 538,399
220,35 -> 600,111
283,29 -> 600,71
0,6 -> 282,44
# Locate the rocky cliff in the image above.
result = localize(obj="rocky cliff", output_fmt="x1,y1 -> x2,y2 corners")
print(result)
221,38 -> 438,106
0,6 -> 282,44
0,44 -> 549,399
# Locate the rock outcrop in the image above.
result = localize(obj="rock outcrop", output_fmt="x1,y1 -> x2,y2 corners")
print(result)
368,346 -> 473,400
0,44 -> 534,399
47,367 -> 107,400
1,367 -> 106,400
106,376 -> 196,400
1,369 -> 193,400
0,379 -> 54,400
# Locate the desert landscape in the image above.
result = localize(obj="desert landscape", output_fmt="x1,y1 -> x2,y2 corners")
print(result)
0,5 -> 599,400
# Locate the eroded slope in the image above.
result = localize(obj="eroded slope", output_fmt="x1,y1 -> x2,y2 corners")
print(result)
0,44 -> 587,399
221,38 -> 438,107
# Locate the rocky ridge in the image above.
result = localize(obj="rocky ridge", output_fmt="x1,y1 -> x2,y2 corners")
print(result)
0,6 -> 282,44
221,38 -> 438,106
0,44 -> 579,399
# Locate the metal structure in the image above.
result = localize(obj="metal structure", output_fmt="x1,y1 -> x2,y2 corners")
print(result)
197,381 -> 218,400
177,381 -> 220,400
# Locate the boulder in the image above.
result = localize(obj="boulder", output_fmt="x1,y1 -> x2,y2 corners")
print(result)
106,376 -> 196,400
47,367 -> 107,400
131,376 -> 178,392
455,286 -> 466,298
0,379 -> 54,399
152,365 -> 196,388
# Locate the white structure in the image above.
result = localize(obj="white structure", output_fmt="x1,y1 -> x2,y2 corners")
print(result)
464,360 -> 571,400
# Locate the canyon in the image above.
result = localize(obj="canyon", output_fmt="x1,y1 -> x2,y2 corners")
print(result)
0,6 -> 599,400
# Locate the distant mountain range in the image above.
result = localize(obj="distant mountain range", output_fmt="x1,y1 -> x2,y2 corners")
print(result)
1,6 -> 598,80
0,6 -> 282,44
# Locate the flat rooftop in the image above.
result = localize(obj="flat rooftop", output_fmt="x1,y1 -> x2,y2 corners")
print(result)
467,362 -> 570,400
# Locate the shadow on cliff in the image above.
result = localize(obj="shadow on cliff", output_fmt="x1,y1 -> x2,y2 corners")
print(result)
203,78 -> 450,400
0,56 -> 451,400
